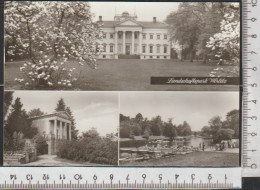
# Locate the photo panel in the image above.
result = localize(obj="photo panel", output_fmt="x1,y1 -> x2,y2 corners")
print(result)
4,1 -> 240,91
119,91 -> 240,167
3,91 -> 119,166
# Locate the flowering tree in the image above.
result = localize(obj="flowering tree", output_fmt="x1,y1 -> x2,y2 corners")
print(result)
5,2 -> 103,89
206,12 -> 240,77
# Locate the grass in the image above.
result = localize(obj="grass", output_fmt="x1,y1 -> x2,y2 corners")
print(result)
5,59 -> 239,91
120,151 -> 239,167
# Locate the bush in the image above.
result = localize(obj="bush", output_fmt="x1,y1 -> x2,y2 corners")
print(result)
33,134 -> 48,155
120,140 -> 147,148
56,136 -> 118,165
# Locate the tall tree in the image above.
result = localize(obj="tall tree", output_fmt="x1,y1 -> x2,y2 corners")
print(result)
5,98 -> 38,139
208,116 -> 223,136
5,2 -> 103,88
224,109 -> 239,138
55,98 -> 66,112
4,91 -> 14,119
163,118 -> 177,140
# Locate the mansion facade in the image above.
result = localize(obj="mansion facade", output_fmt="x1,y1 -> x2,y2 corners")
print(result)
97,11 -> 171,59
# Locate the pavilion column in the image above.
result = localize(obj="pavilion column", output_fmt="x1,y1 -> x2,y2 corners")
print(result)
115,31 -> 118,54
54,120 -> 57,139
139,31 -> 142,54
131,31 -> 135,55
59,121 -> 62,139
69,124 -> 72,140
122,31 -> 126,54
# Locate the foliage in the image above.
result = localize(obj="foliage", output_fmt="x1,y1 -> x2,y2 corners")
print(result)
5,1 -> 103,89
28,108 -> 45,117
176,121 -> 192,136
33,134 -> 48,155
214,128 -> 235,143
163,119 -> 177,140
201,109 -> 239,143
55,98 -> 66,112
4,91 -> 14,119
206,12 -> 240,76
57,128 -> 118,165
5,98 -> 38,139
166,2 -> 240,75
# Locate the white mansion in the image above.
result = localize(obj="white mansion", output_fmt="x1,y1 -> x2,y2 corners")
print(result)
97,11 -> 171,59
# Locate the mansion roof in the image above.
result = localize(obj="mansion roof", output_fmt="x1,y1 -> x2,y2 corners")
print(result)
29,111 -> 72,121
98,11 -> 168,29
100,20 -> 168,29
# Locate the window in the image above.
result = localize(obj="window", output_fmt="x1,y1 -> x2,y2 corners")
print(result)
157,34 -> 160,40
143,34 -> 146,39
134,33 -> 138,39
119,33 -> 122,39
164,46 -> 167,53
156,45 -> 160,53
103,55 -> 106,58
150,45 -> 153,53
150,56 -> 153,58
150,34 -> 153,39
134,45 -> 138,53
103,33 -> 106,39
164,56 -> 167,59
164,34 -> 167,40
110,45 -> 113,53
110,33 -> 114,39
103,44 -> 107,52
142,45 -> 146,53
157,56 -> 160,59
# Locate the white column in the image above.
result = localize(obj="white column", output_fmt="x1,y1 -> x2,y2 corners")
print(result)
131,31 -> 135,55
122,31 -> 126,54
69,124 -> 72,140
54,119 -> 57,139
139,31 -> 142,54
115,31 -> 118,54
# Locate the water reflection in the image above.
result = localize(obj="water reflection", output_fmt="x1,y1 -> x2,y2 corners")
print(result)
170,136 -> 213,147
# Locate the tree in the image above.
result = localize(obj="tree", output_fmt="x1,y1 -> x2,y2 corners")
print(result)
135,113 -> 144,124
55,98 -> 66,112
214,128 -> 235,143
206,9 -> 240,77
150,116 -> 163,136
28,108 -> 45,117
82,127 -> 100,139
163,118 -> 177,140
5,98 -> 38,151
208,116 -> 223,135
4,91 -> 14,118
5,2 -> 103,88
33,134 -> 48,155
201,126 -> 212,136
224,109 -> 239,138
166,3 -> 202,62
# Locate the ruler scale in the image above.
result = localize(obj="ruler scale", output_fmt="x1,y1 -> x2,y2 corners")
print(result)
242,0 -> 260,178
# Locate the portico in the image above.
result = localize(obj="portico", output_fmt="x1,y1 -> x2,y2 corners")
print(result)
30,111 -> 72,155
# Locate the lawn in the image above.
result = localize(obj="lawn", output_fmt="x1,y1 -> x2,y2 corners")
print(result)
5,59 -> 239,91
120,151 -> 239,167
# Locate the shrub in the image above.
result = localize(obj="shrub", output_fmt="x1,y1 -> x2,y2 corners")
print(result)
33,134 -> 48,155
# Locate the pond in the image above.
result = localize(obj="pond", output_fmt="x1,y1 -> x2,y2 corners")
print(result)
171,136 -> 213,147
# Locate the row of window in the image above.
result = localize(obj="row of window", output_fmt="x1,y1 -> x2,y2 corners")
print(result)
101,55 -> 169,59
99,45 -> 168,53
143,45 -> 168,53
102,33 -> 168,40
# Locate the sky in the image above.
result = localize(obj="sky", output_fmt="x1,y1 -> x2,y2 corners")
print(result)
120,92 -> 239,131
89,2 -> 179,22
12,91 -> 119,136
